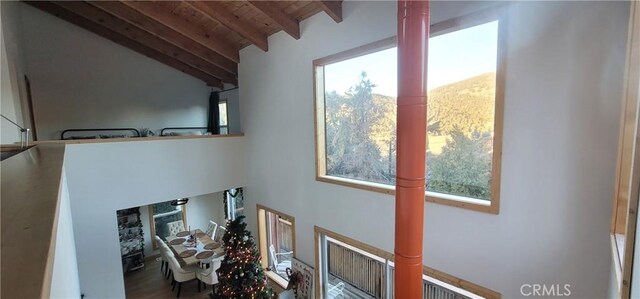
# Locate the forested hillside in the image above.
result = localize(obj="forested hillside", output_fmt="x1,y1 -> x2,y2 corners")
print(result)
325,72 -> 496,200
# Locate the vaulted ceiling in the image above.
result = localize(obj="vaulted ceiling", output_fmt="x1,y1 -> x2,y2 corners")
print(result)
26,1 -> 344,88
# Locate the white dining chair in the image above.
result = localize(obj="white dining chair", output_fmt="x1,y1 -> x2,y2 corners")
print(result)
214,226 -> 226,242
269,244 -> 292,276
196,256 -> 223,293
205,220 -> 218,238
167,255 -> 196,298
166,220 -> 185,236
160,242 -> 175,279
154,235 -> 168,274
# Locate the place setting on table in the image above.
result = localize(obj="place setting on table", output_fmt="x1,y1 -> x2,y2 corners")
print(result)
166,227 -> 224,266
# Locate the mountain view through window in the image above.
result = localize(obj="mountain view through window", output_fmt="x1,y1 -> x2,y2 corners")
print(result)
322,21 -> 499,201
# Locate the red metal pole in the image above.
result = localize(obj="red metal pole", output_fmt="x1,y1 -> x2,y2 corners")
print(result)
395,0 -> 429,298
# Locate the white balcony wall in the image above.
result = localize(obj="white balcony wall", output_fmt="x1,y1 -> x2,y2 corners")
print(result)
63,136 -> 247,298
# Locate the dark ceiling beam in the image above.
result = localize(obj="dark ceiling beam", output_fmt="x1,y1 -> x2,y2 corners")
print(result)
52,1 -> 235,86
317,1 -> 343,23
184,1 -> 269,51
247,1 -> 300,40
88,1 -> 237,76
26,1 -> 223,88
121,1 -> 240,63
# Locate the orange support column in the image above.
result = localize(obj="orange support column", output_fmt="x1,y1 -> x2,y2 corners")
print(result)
394,0 -> 429,298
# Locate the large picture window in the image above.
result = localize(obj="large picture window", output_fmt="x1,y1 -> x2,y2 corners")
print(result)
313,8 -> 505,213
314,226 -> 500,299
149,200 -> 187,249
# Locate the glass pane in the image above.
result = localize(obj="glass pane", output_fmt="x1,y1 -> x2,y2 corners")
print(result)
152,201 -> 183,240
321,20 -> 499,201
265,211 -> 293,281
323,47 -> 397,186
426,21 -> 498,201
325,239 -> 381,298
219,102 -> 228,126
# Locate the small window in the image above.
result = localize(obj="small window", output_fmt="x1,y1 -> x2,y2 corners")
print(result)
219,100 -> 229,134
149,200 -> 187,249
314,226 -> 500,299
256,205 -> 295,287
224,188 -> 244,221
314,8 -> 505,213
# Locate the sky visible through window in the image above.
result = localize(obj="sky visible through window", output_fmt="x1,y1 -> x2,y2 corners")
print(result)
324,21 -> 499,97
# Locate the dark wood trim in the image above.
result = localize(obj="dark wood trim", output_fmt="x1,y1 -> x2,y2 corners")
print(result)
24,75 -> 37,141
28,2 -> 223,88
248,1 -> 301,40
53,1 -> 230,86
317,1 -> 343,23
184,1 -> 269,52
120,1 -> 240,63
88,1 -> 238,77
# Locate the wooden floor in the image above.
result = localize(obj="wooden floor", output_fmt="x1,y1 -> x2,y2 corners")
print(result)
124,257 -> 210,299
124,257 -> 286,298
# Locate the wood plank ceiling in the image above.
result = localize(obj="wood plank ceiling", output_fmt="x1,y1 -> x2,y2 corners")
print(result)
25,1 -> 343,88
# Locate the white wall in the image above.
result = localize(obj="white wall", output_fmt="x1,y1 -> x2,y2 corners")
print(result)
17,3 -> 212,140
0,1 -> 29,144
186,191 -> 227,233
239,1 -> 628,298
50,170 -> 81,299
63,136 -> 247,298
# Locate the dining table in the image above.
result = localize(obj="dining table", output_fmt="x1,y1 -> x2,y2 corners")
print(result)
165,229 -> 225,266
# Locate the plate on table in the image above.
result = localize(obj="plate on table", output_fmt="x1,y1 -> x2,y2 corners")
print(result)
176,231 -> 190,237
204,242 -> 221,250
196,251 -> 214,259
169,238 -> 186,245
179,249 -> 197,258
194,232 -> 207,238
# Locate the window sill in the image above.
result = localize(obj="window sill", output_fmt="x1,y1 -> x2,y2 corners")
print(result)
316,175 -> 498,214
265,269 -> 289,289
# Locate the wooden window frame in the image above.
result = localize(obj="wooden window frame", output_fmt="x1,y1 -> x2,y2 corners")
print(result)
313,7 -> 507,214
313,226 -> 501,299
148,203 -> 188,250
610,2 -> 640,298
219,99 -> 229,134
256,204 -> 296,288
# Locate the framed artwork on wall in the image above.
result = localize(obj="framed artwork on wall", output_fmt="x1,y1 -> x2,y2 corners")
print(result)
291,257 -> 314,299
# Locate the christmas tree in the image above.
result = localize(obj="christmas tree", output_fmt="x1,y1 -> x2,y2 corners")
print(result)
211,216 -> 275,299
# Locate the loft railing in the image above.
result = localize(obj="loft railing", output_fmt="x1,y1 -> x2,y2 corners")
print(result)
1,114 -> 30,148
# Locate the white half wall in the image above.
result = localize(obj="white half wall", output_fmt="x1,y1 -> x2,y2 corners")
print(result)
239,1 -> 629,298
50,170 -> 81,299
17,3 -> 212,140
63,136 -> 247,298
